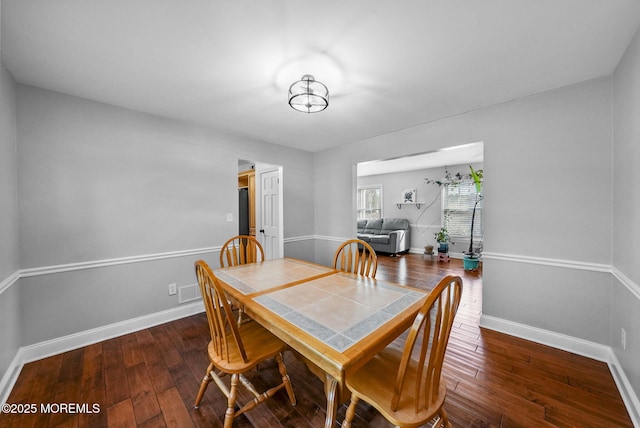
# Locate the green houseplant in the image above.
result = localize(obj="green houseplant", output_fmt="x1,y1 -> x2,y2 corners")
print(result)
463,166 -> 483,270
425,165 -> 483,267
435,227 -> 450,252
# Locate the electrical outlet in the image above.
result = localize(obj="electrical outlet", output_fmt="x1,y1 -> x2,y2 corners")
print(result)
621,328 -> 627,350
168,283 -> 177,296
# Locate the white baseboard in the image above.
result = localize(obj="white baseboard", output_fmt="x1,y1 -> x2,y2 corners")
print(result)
0,300 -> 204,404
480,314 -> 640,427
409,247 -> 466,259
0,349 -> 24,406
480,314 -> 612,360
608,352 -> 640,427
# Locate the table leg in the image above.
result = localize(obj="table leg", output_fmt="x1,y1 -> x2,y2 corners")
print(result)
324,375 -> 339,428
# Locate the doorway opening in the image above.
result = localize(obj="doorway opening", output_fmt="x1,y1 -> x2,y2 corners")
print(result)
355,142 -> 484,259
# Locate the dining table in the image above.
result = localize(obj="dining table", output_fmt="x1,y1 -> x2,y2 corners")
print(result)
214,257 -> 428,428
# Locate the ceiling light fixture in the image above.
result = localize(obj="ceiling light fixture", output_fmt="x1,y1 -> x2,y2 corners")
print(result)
288,74 -> 329,113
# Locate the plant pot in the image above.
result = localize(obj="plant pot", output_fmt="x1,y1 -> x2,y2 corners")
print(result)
438,242 -> 449,252
424,245 -> 434,255
463,255 -> 480,271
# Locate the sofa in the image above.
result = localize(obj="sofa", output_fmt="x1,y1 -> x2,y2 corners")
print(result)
357,218 -> 411,256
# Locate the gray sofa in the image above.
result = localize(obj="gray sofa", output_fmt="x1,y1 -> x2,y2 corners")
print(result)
357,218 -> 411,256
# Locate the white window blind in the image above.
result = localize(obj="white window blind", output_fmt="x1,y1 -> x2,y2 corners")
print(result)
443,182 -> 483,240
357,186 -> 382,220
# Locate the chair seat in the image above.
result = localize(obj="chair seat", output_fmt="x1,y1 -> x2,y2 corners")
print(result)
208,320 -> 287,373
346,347 -> 447,427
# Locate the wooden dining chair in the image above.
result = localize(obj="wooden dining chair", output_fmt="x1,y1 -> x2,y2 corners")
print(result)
193,260 -> 296,427
219,235 -> 264,324
333,239 -> 378,278
219,235 -> 264,267
341,275 -> 463,428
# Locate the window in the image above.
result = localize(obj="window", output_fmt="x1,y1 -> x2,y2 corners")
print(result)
357,185 -> 382,220
442,182 -> 483,241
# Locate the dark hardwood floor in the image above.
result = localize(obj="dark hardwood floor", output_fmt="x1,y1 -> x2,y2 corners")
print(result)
1,254 -> 633,427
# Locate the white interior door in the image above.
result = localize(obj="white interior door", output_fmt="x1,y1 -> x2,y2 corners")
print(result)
260,169 -> 282,259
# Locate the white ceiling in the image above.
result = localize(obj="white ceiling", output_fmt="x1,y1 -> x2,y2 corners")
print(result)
2,1 -> 640,153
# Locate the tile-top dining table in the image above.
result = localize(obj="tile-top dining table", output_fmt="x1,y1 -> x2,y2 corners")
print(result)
214,257 -> 428,428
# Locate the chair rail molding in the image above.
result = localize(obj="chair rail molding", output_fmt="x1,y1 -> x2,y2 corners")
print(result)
484,252 -> 640,301
482,251 -> 611,272
306,234 -> 350,243
3,245 -> 637,299
282,235 -> 316,243
611,265 -> 640,301
18,247 -> 219,278
0,271 -> 19,296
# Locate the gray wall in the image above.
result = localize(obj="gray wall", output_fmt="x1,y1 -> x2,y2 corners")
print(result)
613,25 -> 640,404
0,26 -> 21,383
315,76 -> 613,341
14,85 -> 315,346
357,162 -> 483,254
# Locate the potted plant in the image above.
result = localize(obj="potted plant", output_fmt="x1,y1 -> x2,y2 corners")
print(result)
424,244 -> 434,256
435,227 -> 450,252
424,165 -> 484,268
463,166 -> 483,271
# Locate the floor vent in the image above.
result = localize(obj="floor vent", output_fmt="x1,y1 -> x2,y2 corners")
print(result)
178,283 -> 201,304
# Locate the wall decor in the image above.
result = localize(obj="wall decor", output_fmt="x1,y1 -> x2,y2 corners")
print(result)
402,188 -> 417,203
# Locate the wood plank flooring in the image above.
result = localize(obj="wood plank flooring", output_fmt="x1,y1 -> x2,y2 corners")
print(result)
0,254 -> 633,427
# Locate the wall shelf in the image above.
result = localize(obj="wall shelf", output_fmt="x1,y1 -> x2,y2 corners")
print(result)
396,202 -> 423,209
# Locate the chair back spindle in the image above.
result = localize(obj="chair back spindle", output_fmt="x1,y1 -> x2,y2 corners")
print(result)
195,260 -> 248,363
220,235 -> 264,267
333,239 -> 378,278
391,275 -> 462,413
